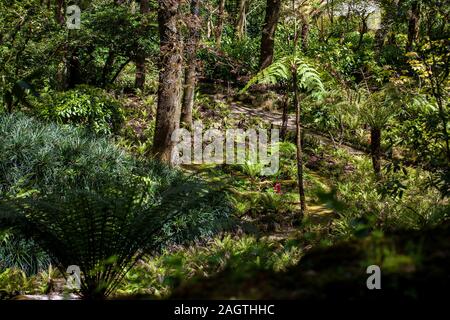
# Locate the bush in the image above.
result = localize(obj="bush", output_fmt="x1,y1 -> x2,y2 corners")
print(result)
33,85 -> 123,134
117,235 -> 302,298
0,114 -> 232,298
0,231 -> 50,276
0,178 -> 229,299
0,268 -> 30,299
0,113 -> 133,197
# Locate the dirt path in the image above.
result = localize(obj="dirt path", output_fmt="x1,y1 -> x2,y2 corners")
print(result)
229,102 -> 366,156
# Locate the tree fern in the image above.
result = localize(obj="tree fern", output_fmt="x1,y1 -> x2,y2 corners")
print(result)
240,54 -> 324,216
0,177 -> 227,299
240,54 -> 324,94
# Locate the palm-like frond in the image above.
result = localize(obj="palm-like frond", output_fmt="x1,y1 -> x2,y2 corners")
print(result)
240,54 -> 324,94
0,173 -> 227,299
357,83 -> 429,129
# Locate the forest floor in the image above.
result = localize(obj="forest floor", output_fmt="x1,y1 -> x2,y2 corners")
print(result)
189,89 -> 346,240
11,86 -> 447,301
165,86 -> 450,301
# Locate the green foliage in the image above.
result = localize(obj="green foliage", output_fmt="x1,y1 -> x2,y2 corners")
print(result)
222,37 -> 261,73
0,113 -> 133,197
241,54 -> 324,93
0,114 -> 232,298
0,176 -> 227,299
0,231 -> 50,276
356,84 -> 403,129
32,85 -> 124,134
117,235 -> 302,298
327,149 -> 449,237
0,265 -> 62,299
0,268 -> 30,299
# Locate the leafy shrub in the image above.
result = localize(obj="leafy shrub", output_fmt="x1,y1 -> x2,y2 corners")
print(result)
0,231 -> 50,276
0,113 -> 134,197
33,85 -> 123,134
0,176 -> 228,299
0,113 -> 231,235
0,268 -> 30,299
0,114 -> 232,298
198,37 -> 259,83
329,152 -> 449,237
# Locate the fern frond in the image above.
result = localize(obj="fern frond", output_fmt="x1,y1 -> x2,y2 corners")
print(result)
241,54 -> 323,94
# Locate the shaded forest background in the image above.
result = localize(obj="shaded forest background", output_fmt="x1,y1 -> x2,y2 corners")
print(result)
0,0 -> 448,300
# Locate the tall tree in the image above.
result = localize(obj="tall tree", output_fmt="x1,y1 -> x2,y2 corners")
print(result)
181,0 -> 201,128
153,0 -> 184,163
242,55 -> 323,216
259,0 -> 281,70
235,0 -> 247,40
215,0 -> 226,47
55,0 -> 65,26
406,0 -> 421,52
135,0 -> 150,90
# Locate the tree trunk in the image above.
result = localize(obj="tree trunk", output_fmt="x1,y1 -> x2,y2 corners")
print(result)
431,77 -> 450,163
101,50 -> 115,87
370,127 -> 382,179
280,94 -> 289,140
375,21 -> 389,52
293,69 -> 306,215
300,20 -> 310,51
326,0 -> 334,24
135,0 -> 150,90
215,0 -> 226,47
406,1 -> 420,52
153,0 -> 184,163
235,0 -> 246,40
181,0 -> 201,128
55,0 -> 65,26
67,46 -> 81,89
259,0 -> 281,70
357,16 -> 368,50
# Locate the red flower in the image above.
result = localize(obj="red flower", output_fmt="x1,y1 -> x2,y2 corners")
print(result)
274,183 -> 282,194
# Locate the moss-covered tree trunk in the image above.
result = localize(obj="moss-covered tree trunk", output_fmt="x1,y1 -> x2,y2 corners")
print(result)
301,19 -> 310,51
55,0 -> 65,26
235,0 -> 246,40
181,0 -> 201,128
215,0 -> 226,47
406,1 -> 421,52
280,94 -> 289,141
259,0 -> 281,70
135,0 -> 150,90
153,0 -> 183,163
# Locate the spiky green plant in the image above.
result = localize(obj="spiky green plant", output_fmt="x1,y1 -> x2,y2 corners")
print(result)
0,231 -> 50,276
240,55 -> 324,94
0,177 -> 226,300
355,83 -> 427,178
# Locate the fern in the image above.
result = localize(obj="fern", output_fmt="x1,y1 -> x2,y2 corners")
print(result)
240,54 -> 324,94
356,83 -> 429,129
0,178 -> 227,299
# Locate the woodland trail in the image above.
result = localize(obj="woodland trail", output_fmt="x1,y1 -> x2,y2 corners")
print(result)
228,101 -> 367,156
196,93 -> 350,239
